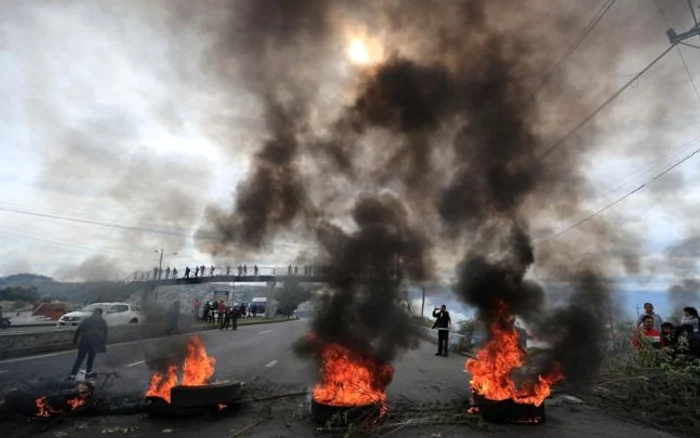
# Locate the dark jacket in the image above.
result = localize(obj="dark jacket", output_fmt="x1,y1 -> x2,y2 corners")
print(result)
74,315 -> 108,347
432,309 -> 451,329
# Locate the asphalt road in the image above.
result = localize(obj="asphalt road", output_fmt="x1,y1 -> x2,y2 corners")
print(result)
0,320 -> 678,438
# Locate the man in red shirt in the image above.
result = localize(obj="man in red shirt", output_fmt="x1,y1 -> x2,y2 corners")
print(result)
217,301 -> 226,325
633,314 -> 663,350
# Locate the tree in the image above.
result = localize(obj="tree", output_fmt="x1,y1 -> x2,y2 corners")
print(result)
274,280 -> 310,319
0,286 -> 40,303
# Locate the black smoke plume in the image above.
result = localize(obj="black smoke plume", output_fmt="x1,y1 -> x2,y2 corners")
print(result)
295,194 -> 432,366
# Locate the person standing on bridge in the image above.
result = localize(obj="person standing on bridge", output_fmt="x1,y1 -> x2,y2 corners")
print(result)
194,266 -> 199,278
226,265 -> 231,276
172,267 -> 178,278
254,264 -> 259,276
184,266 -> 190,279
288,265 -> 292,275
152,267 -> 158,280
165,266 -> 171,279
210,265 -> 215,276
200,265 -> 206,278
69,308 -> 108,380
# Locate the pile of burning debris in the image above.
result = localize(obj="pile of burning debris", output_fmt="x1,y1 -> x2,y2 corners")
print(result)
305,307 -> 560,433
144,335 -> 242,416
1,336 -> 244,422
467,301 -> 561,424
2,322 -> 561,434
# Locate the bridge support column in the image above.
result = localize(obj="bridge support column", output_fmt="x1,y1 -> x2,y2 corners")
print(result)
140,283 -> 157,306
266,281 -> 276,318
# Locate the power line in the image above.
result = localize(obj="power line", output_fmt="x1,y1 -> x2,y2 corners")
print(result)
522,0 -> 617,107
535,133 -> 700,247
0,200 -> 196,233
0,205 -> 193,238
0,225 -> 140,257
540,43 -> 678,160
688,0 -> 700,40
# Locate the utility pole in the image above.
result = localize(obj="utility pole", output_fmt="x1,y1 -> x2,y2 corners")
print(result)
153,248 -> 177,305
421,286 -> 426,319
157,248 -> 164,273
665,2 -> 700,47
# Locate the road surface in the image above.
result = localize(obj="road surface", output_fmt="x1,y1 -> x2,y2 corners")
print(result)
0,319 -> 677,437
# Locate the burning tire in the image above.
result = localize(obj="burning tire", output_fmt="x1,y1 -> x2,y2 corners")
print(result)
472,392 -> 546,424
310,398 -> 381,424
170,381 -> 242,408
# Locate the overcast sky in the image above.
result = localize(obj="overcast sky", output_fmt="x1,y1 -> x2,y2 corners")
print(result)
0,0 -> 699,299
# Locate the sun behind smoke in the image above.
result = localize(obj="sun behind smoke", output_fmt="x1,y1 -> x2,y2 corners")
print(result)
344,29 -> 384,67
347,39 -> 371,65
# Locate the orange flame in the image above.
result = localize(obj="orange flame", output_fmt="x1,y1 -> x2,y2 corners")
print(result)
466,301 -> 562,407
35,396 -> 61,418
145,336 -> 216,404
66,397 -> 87,410
35,383 -> 91,418
313,342 -> 394,408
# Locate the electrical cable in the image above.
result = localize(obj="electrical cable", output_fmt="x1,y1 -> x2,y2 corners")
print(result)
539,42 -> 678,160
521,0 -> 617,108
535,133 -> 700,247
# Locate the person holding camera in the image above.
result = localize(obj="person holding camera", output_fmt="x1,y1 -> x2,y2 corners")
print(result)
432,304 -> 451,357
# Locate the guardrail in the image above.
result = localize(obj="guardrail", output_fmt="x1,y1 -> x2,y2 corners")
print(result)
417,326 -> 466,351
0,322 -> 219,360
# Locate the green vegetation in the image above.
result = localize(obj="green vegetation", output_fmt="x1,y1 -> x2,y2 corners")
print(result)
592,333 -> 700,436
0,286 -> 41,307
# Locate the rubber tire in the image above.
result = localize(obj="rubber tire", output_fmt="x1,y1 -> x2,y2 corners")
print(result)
129,318 -> 138,324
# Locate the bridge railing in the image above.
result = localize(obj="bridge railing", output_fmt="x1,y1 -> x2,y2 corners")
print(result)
126,265 -> 403,283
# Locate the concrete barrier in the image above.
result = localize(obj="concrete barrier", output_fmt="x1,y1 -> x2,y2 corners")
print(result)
0,322 -> 219,360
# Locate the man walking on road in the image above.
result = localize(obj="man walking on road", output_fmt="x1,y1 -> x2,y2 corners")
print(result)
70,308 -> 108,380
432,305 -> 451,357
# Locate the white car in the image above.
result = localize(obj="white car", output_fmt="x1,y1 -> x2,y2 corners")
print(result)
57,303 -> 145,328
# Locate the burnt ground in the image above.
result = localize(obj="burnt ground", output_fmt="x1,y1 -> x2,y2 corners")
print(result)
0,319 -> 683,437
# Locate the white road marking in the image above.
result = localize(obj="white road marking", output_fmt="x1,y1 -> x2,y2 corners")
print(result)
259,330 -> 272,335
0,350 -> 68,364
126,360 -> 145,368
265,360 -> 278,368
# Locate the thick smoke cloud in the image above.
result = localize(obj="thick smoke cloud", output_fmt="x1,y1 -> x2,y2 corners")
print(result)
194,0 -> 335,255
190,0 -> 679,389
55,254 -> 124,282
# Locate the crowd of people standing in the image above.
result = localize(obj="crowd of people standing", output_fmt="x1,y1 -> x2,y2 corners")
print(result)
633,302 -> 700,357
192,299 -> 248,331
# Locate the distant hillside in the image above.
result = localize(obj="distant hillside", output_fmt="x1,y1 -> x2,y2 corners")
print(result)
0,273 -> 55,289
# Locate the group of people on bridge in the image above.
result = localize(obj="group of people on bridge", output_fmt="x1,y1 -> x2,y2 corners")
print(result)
132,264 -> 336,281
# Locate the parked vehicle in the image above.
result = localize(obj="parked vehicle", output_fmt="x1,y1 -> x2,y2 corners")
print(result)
57,303 -> 145,328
